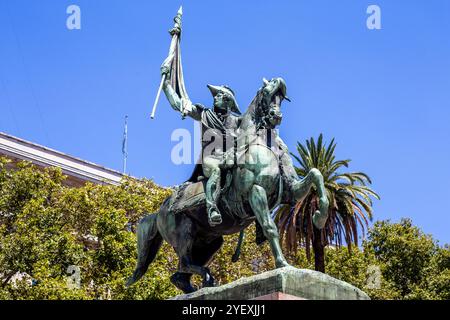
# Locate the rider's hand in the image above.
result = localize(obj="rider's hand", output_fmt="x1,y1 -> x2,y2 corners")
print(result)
161,64 -> 170,77
169,26 -> 181,36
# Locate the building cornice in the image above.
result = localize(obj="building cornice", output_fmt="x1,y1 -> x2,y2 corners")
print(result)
0,132 -> 123,186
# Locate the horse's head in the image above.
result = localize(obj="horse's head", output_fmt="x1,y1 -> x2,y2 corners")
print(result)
255,77 -> 290,129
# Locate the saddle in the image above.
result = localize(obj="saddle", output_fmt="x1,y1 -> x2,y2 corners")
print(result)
169,166 -> 235,211
169,181 -> 206,215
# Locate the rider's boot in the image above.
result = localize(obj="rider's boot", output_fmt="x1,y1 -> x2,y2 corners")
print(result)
206,169 -> 222,226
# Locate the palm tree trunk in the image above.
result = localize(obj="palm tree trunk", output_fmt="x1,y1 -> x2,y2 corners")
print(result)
313,226 -> 325,273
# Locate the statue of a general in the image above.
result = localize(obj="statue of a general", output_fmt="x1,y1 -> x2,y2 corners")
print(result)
127,7 -> 329,294
162,76 -> 242,226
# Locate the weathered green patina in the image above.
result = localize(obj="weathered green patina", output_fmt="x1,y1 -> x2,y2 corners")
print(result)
127,8 -> 329,294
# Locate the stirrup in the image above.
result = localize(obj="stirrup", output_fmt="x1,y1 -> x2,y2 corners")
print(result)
207,206 -> 222,226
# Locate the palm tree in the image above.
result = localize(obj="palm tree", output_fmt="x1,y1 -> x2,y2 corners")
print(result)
276,134 -> 380,272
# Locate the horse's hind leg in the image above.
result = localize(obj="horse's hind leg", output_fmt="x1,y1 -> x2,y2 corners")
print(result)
290,168 -> 329,229
249,184 -> 290,268
192,236 -> 224,287
177,248 -> 215,290
172,218 -> 215,292
170,272 -> 195,294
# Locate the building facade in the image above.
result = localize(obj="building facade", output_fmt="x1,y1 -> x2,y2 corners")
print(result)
0,132 -> 123,187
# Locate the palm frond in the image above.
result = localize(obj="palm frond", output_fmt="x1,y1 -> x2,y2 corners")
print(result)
280,134 -> 379,261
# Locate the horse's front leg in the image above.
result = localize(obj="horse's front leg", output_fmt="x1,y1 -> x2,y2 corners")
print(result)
291,168 -> 329,229
249,184 -> 290,268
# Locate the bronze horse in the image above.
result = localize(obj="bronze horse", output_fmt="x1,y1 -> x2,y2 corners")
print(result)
127,78 -> 329,293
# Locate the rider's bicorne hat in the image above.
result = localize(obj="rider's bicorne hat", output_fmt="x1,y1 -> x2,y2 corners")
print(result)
207,84 -> 241,115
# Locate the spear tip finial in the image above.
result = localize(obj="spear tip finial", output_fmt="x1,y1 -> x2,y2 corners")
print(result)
178,6 -> 183,16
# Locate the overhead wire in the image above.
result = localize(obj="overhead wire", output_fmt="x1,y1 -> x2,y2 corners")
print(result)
5,2 -> 51,145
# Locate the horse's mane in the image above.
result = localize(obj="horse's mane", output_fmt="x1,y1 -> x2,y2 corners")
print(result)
239,88 -> 264,130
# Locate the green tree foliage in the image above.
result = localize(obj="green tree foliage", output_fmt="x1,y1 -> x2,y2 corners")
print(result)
322,246 -> 402,300
363,218 -> 450,300
0,158 -> 175,299
320,218 -> 449,300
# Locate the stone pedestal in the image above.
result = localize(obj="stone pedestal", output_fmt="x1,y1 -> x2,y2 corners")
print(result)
171,266 -> 370,300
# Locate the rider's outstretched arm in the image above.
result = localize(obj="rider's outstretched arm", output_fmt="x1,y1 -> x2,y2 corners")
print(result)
162,79 -> 202,121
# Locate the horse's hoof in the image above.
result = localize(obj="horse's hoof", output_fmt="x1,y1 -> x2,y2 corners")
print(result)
202,280 -> 216,288
170,273 -> 196,294
312,210 -> 328,229
200,269 -> 216,288
202,276 -> 216,288
182,286 -> 197,294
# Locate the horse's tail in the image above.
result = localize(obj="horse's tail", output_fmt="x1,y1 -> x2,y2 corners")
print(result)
231,230 -> 245,263
126,213 -> 163,287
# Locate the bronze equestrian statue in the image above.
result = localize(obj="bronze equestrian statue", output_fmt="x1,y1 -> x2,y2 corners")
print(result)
127,8 -> 329,294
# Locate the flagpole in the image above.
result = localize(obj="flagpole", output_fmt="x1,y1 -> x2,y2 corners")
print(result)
151,75 -> 166,119
122,115 -> 128,174
150,6 -> 183,119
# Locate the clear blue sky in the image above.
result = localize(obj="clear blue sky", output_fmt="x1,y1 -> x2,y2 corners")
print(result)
1,0 -> 449,244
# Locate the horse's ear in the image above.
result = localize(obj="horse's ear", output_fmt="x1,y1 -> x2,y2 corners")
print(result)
262,78 -> 269,86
